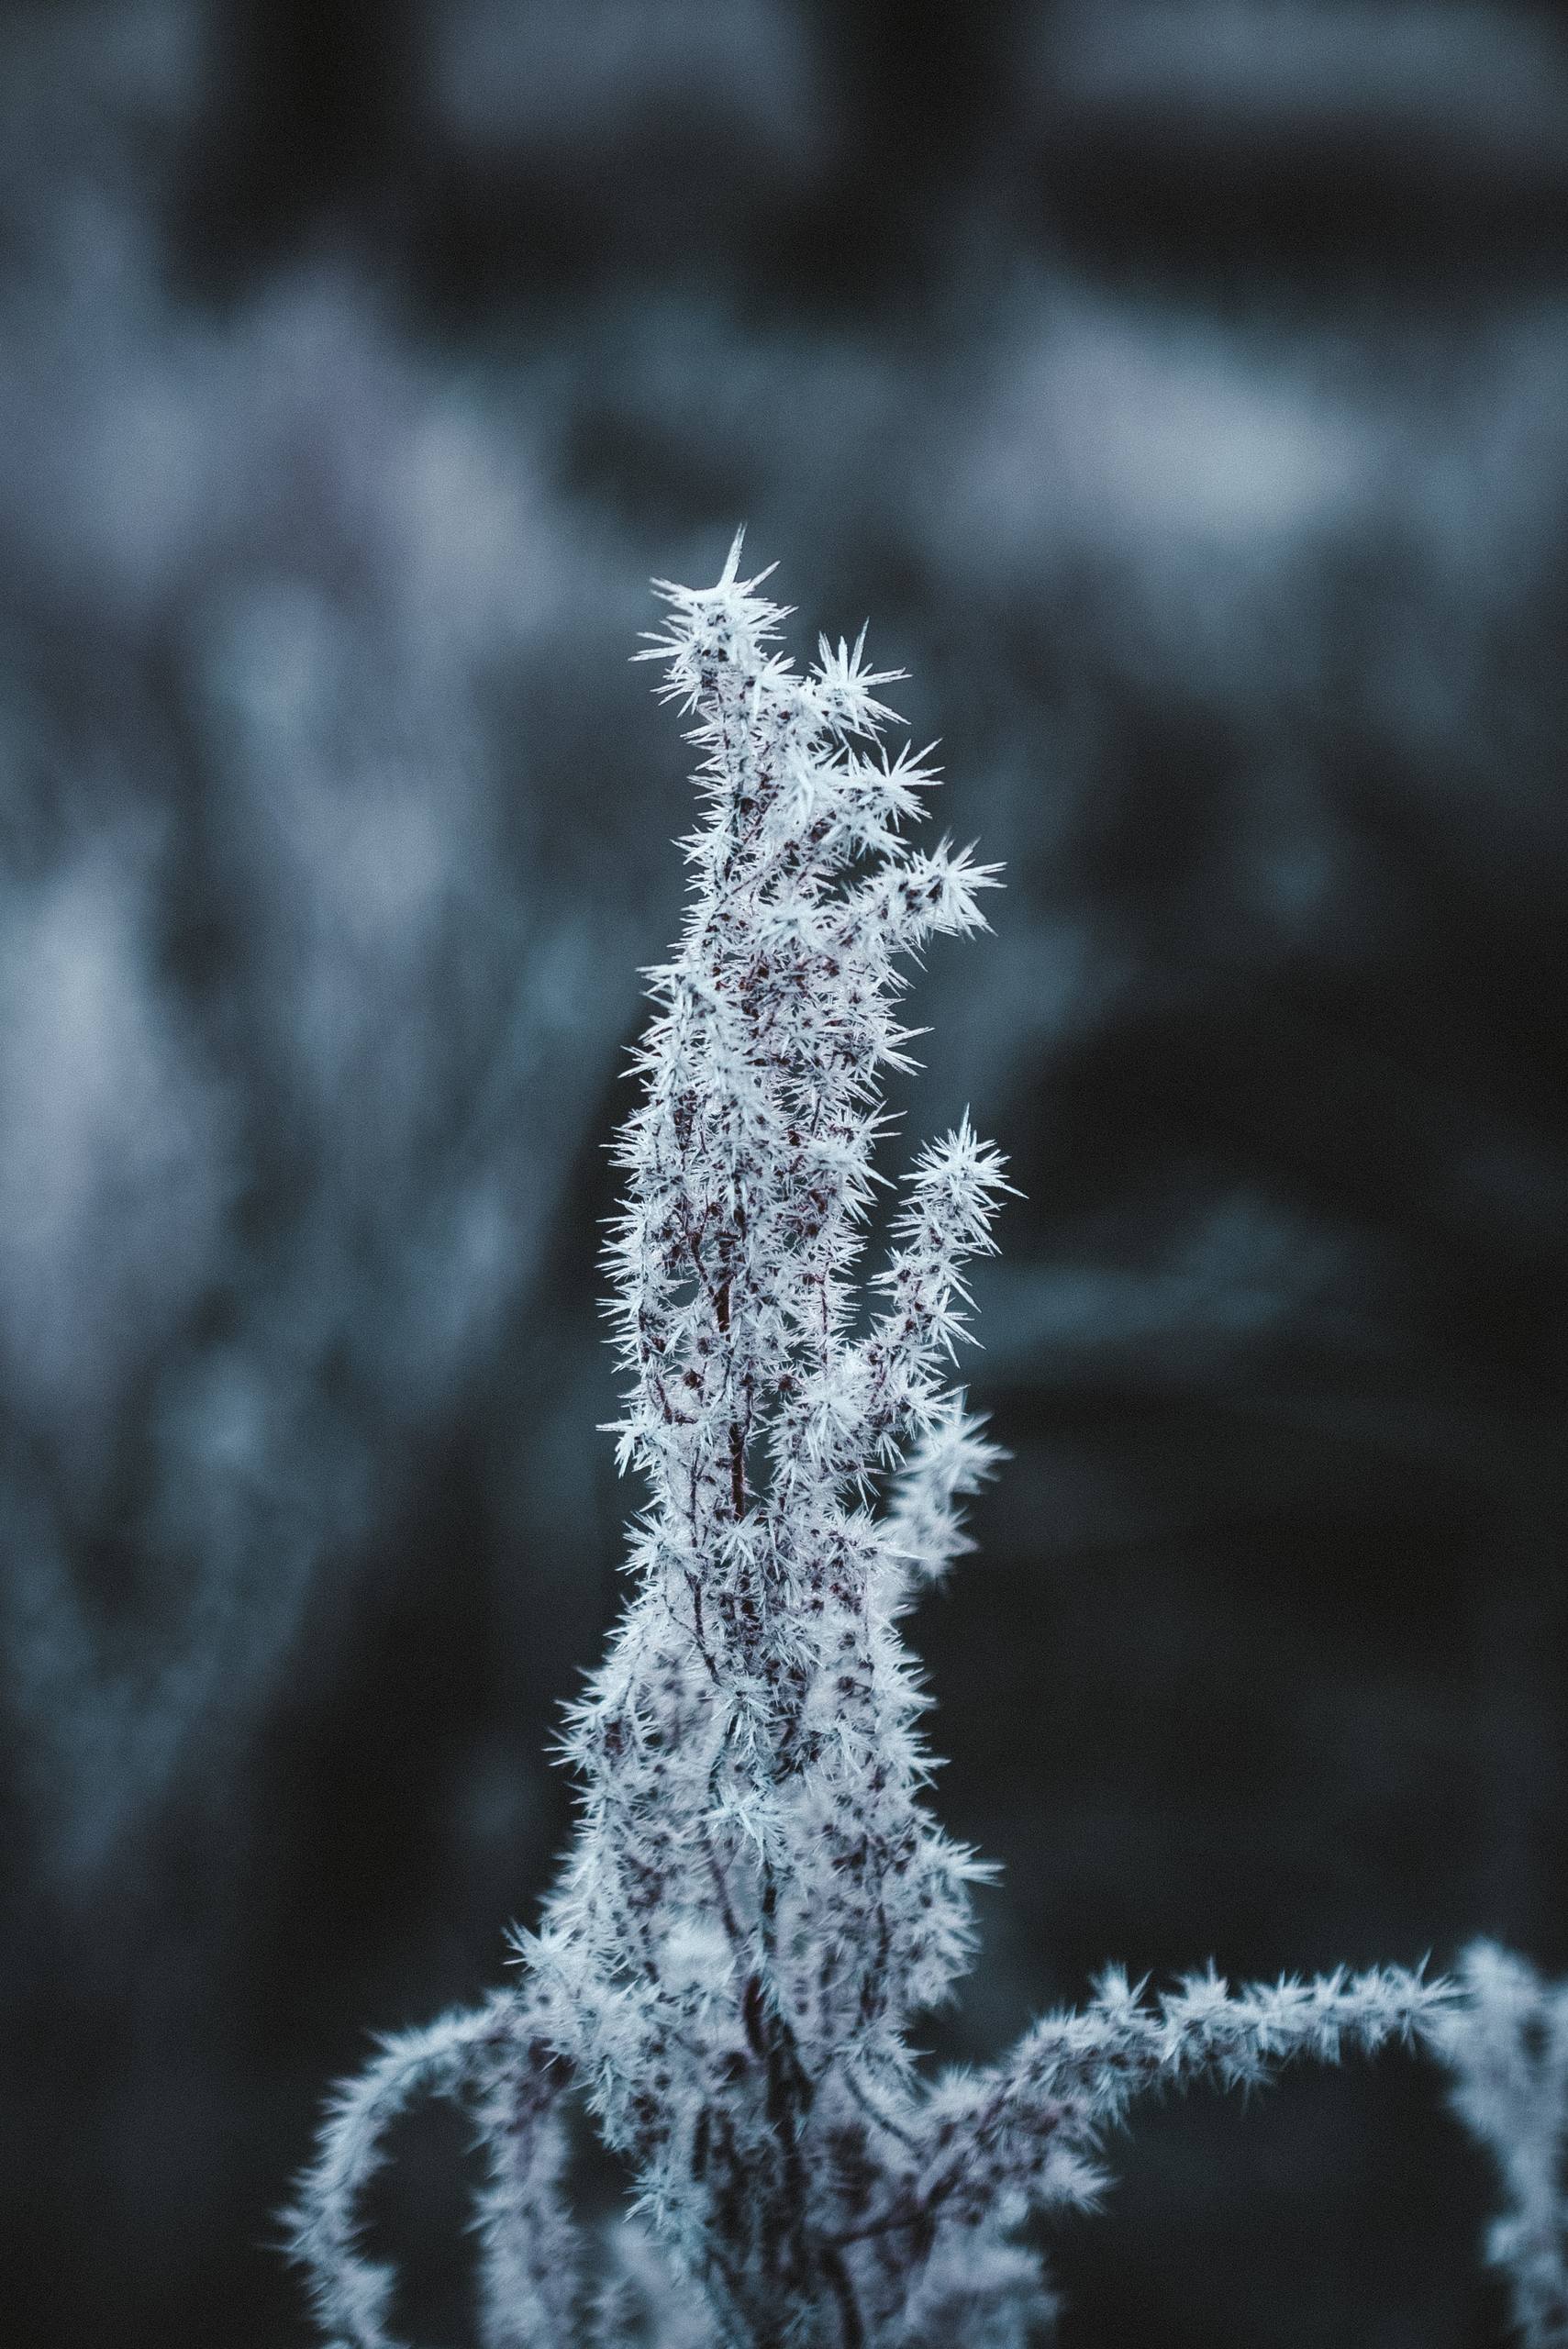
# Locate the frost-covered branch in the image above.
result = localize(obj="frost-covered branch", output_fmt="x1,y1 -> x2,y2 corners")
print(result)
287,1993 -> 578,2349
1433,1943 -> 1568,2346
906,1962 -> 1444,2227
289,543 -> 1525,2348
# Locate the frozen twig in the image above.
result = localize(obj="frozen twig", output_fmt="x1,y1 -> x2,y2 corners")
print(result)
290,544 -> 1485,2347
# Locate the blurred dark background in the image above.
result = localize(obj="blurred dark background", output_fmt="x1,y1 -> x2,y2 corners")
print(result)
2,3 -> 1565,2343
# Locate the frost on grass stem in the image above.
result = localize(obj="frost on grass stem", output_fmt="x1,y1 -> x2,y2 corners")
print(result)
290,540 -> 1480,2346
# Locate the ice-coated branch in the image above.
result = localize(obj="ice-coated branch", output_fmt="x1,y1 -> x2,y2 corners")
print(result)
472,2019 -> 584,2349
1433,1943 -> 1568,2346
288,542 -> 1525,2349
286,1992 -> 578,2349
906,1963 -> 1447,2232
530,534 -> 1017,2344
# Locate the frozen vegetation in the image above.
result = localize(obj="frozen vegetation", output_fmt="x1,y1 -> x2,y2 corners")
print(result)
288,549 -> 1563,2346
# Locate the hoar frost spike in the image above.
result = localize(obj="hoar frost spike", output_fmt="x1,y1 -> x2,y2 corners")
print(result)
290,540 -> 1471,2348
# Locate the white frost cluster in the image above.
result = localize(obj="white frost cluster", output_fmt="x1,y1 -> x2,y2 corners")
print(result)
290,546 -> 1513,2347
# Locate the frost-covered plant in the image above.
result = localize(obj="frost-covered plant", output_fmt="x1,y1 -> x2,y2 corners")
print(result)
1434,1943 -> 1568,2346
289,541 -> 1449,2347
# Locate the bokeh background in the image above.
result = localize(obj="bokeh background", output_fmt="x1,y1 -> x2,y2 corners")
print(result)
2,3 -> 1565,2343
